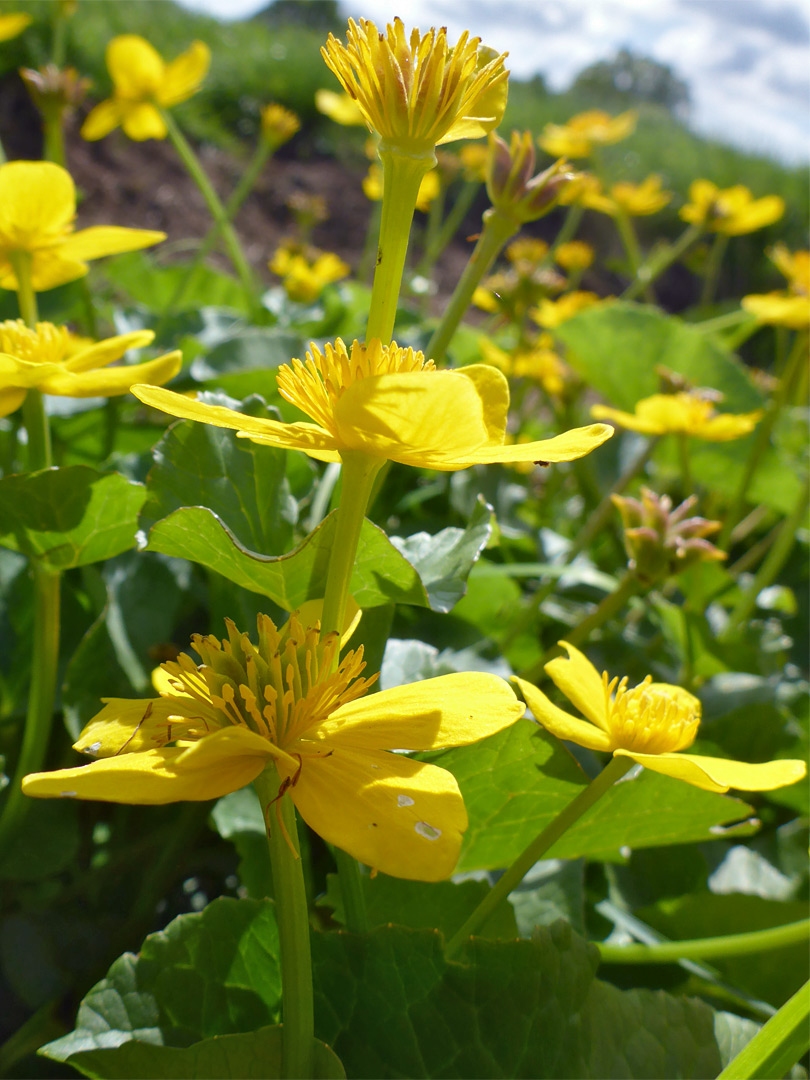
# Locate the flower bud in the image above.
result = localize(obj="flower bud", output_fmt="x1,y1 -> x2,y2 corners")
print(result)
486,131 -> 578,224
20,64 -> 91,117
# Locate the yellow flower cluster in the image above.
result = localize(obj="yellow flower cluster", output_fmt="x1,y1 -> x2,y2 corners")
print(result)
269,241 -> 350,303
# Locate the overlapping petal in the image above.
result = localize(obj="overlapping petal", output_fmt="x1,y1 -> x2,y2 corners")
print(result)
159,41 -> 211,106
282,743 -> 468,882
615,750 -> 808,794
512,676 -> 613,752
544,642 -> 609,729
60,225 -> 167,262
107,35 -> 165,98
39,350 -> 182,397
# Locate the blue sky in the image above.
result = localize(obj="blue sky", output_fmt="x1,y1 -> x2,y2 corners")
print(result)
179,0 -> 810,163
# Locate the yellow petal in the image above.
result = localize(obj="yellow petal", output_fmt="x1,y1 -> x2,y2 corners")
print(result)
695,411 -> 763,441
131,383 -> 340,459
73,697 -> 193,756
544,641 -> 609,730
449,422 -> 613,466
62,330 -> 155,373
80,99 -> 124,141
27,253 -> 88,291
40,351 -> 182,398
512,676 -> 613,752
333,370 -> 491,467
0,12 -> 33,41
285,744 -> 467,881
107,35 -> 165,98
316,672 -> 525,750
60,225 -> 166,262
616,750 -> 807,794
590,403 -> 662,434
454,364 -> 510,445
24,727 -> 273,804
159,41 -> 210,106
0,161 -> 75,246
0,386 -> 26,417
440,75 -> 509,144
121,102 -> 168,141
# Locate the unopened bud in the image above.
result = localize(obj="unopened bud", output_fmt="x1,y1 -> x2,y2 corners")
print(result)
20,64 -> 91,116
486,130 -> 578,224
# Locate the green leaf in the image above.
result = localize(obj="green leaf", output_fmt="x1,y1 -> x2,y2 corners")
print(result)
210,788 -> 272,900
142,404 -> 298,558
0,799 -> 79,881
146,507 -> 429,611
390,496 -> 494,613
41,898 -> 281,1062
556,302 -> 763,412
0,467 -> 146,569
67,1027 -> 344,1080
425,720 -> 757,872
189,327 -> 304,401
101,252 -> 250,314
319,873 -> 518,940
312,921 -> 724,1078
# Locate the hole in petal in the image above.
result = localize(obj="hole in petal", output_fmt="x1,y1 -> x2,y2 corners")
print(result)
397,794 -> 415,807
60,791 -> 77,798
414,821 -> 441,841
83,741 -> 102,755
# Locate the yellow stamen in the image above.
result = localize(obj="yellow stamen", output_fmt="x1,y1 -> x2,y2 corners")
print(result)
604,673 -> 700,754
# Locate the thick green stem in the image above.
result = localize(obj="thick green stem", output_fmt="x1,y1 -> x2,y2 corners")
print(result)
622,224 -> 702,301
162,136 -> 273,321
255,769 -> 314,1080
720,329 -> 808,548
366,145 -> 434,344
426,206 -> 519,363
718,978 -> 809,1080
161,109 -> 258,313
520,570 -> 641,683
598,918 -> 809,965
720,476 -> 810,640
445,756 -> 632,957
700,232 -> 729,306
614,210 -> 655,303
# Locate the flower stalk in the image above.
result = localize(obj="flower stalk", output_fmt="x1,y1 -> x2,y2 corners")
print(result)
254,768 -> 315,1080
445,755 -> 633,957
598,918 -> 809,965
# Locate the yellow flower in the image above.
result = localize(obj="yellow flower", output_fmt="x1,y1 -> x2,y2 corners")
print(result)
506,238 -> 549,266
591,391 -> 762,441
680,180 -> 784,236
321,17 -> 508,156
81,35 -> 210,142
362,163 -> 440,212
742,245 -> 810,329
0,161 -> 166,291
269,242 -> 349,303
133,337 -> 611,470
459,142 -> 489,182
260,103 -> 300,147
24,611 -> 526,881
478,337 -> 568,396
538,110 -> 637,159
581,175 -> 671,217
514,643 -> 806,794
554,241 -> 594,271
0,12 -> 32,41
0,321 -> 181,418
530,291 -> 602,329
314,88 -> 366,126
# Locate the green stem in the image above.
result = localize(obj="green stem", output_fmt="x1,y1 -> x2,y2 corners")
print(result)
161,109 -> 258,314
358,198 -> 383,285
255,769 -> 314,1080
547,204 -> 584,258
614,210 -> 655,303
416,179 -> 480,278
161,136 -> 273,321
51,4 -> 68,67
700,232 -> 729,306
366,146 -> 435,344
720,476 -> 810,640
622,224 -> 702,302
445,756 -> 632,957
678,432 -> 693,494
426,206 -> 519,363
720,329 -> 808,548
718,978 -> 809,1080
43,113 -> 66,168
501,438 -> 657,651
598,918 -> 809,965
519,570 -> 641,683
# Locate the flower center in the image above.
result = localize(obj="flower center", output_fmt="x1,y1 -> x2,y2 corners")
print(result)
603,673 -> 700,755
276,337 -> 435,435
0,320 -> 70,366
158,613 -> 377,751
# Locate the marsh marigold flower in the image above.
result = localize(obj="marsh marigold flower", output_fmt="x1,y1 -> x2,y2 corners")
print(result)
580,175 -> 671,217
0,161 -> 165,291
260,103 -> 300,148
321,18 -> 508,156
742,245 -> 810,330
0,321 -> 181,417
592,390 -> 762,441
531,291 -> 603,329
514,643 -> 806,794
0,12 -> 31,41
555,241 -> 595,272
680,180 -> 784,236
269,242 -> 349,303
24,611 -> 525,880
81,35 -> 210,141
538,110 -> 637,159
315,88 -> 365,127
133,338 -> 611,469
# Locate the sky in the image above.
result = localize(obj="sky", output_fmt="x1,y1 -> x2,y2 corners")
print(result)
178,0 -> 810,164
